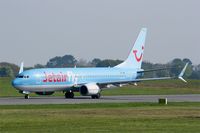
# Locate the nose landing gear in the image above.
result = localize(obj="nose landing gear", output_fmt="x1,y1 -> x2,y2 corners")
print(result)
20,91 -> 30,99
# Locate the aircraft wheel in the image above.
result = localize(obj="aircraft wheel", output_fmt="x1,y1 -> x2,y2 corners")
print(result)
91,93 -> 101,99
24,94 -> 29,99
65,91 -> 74,99
69,92 -> 74,98
96,93 -> 101,99
65,92 -> 70,98
91,95 -> 96,99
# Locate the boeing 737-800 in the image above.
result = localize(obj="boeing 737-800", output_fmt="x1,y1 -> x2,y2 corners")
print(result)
12,28 -> 188,99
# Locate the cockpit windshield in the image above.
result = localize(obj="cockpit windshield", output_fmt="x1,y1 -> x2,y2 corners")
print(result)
16,75 -> 29,78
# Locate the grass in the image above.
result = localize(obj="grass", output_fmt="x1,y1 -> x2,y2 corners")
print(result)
102,79 -> 200,95
0,77 -> 20,97
0,77 -> 200,97
1,102 -> 200,133
1,78 -> 200,132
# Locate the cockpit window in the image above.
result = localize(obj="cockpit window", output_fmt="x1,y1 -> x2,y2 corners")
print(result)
16,75 -> 23,78
16,75 -> 29,78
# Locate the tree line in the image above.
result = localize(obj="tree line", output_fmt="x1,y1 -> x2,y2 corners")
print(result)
0,54 -> 199,79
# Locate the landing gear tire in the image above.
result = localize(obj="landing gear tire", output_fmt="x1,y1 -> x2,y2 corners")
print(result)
91,93 -> 101,99
24,94 -> 29,99
65,91 -> 74,99
91,95 -> 96,99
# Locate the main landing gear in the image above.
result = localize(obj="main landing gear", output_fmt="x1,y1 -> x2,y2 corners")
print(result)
65,91 -> 74,99
91,93 -> 101,99
24,94 -> 29,99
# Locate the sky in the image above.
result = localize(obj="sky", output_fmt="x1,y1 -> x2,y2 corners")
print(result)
0,0 -> 199,67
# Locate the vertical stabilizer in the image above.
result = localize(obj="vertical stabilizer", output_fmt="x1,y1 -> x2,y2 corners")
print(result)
115,28 -> 147,69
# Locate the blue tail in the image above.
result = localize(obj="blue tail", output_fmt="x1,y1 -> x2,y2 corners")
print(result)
115,28 -> 147,69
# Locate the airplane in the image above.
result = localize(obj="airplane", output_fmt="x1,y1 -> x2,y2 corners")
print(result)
12,28 -> 188,99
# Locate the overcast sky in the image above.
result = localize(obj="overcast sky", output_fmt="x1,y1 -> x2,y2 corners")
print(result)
0,0 -> 199,66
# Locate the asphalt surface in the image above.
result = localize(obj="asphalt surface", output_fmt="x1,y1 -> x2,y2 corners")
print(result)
0,94 -> 200,105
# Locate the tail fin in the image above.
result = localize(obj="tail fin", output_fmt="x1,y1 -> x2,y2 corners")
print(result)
115,28 -> 147,69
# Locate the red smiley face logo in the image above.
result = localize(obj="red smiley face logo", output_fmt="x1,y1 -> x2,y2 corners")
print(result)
133,46 -> 144,62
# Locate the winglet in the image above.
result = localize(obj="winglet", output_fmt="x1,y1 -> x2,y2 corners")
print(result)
19,62 -> 24,74
178,63 -> 189,83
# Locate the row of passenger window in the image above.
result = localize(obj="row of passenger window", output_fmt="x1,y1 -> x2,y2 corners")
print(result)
76,75 -> 125,78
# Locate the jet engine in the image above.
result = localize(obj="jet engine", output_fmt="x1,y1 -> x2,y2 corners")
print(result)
80,83 -> 100,96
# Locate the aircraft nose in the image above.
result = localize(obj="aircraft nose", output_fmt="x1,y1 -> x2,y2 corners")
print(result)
12,79 -> 19,87
12,79 -> 16,87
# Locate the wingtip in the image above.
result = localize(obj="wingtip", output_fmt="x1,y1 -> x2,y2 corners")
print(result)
179,77 -> 187,83
178,63 -> 189,83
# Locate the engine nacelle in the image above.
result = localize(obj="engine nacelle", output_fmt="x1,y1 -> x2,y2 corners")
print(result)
80,83 -> 100,96
35,92 -> 55,95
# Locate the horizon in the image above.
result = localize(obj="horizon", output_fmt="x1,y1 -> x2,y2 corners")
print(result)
0,56 -> 196,67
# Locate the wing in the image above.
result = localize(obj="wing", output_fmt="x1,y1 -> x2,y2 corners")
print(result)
136,63 -> 188,83
137,67 -> 172,73
98,63 -> 188,88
